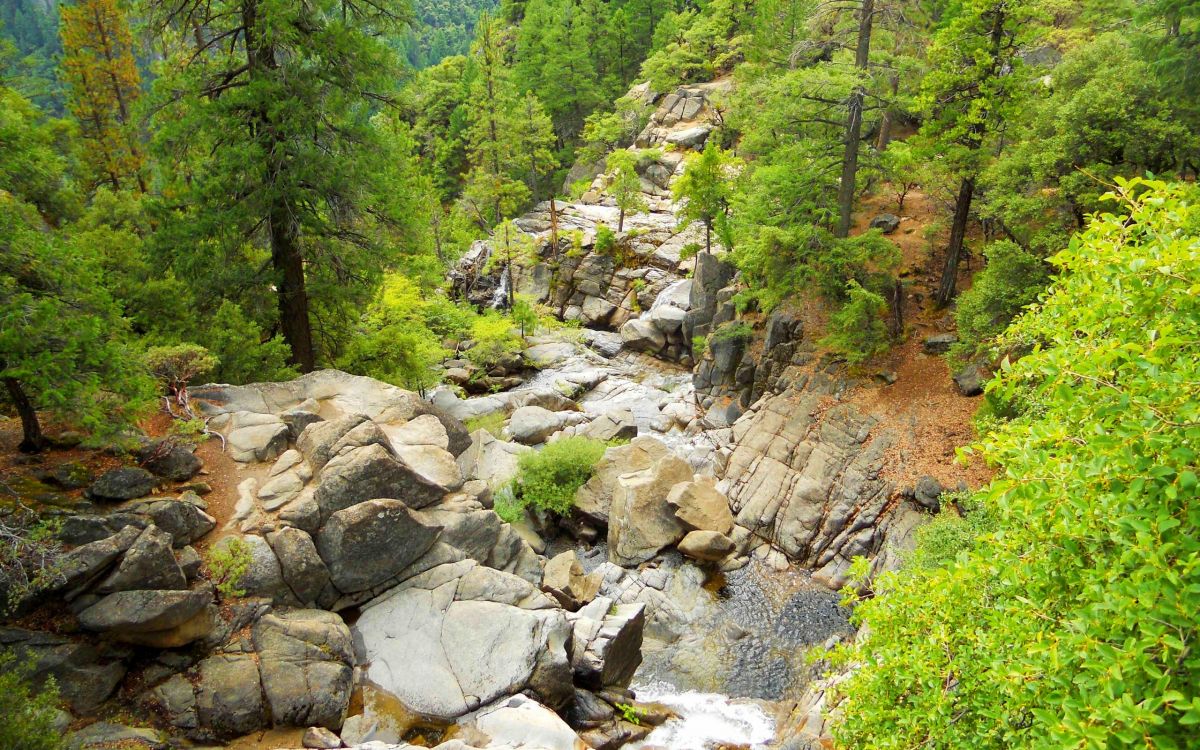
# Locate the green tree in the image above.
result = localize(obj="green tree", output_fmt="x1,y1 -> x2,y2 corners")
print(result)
673,140 -> 739,254
0,651 -> 64,750
819,279 -> 889,364
141,0 -> 416,372
606,149 -> 648,231
831,179 -> 1200,748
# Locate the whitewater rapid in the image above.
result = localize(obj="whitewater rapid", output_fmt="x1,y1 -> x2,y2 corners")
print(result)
627,681 -> 776,750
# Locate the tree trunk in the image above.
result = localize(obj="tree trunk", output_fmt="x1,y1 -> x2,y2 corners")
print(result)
245,0 -> 314,371
4,378 -> 46,453
619,208 -> 625,232
937,177 -> 975,307
549,195 -> 559,259
704,221 -> 712,254
835,0 -> 874,239
888,278 -> 904,339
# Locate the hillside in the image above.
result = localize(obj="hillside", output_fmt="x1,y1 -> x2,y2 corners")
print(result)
1,1 -> 1198,750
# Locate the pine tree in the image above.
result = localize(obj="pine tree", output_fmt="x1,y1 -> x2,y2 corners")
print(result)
140,0 -> 415,372
606,149 -> 648,232
59,0 -> 145,192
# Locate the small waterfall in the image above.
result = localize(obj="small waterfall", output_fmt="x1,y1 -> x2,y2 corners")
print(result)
640,277 -> 692,319
627,681 -> 776,750
491,269 -> 510,309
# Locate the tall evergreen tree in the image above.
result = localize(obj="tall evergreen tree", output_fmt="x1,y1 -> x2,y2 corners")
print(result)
139,0 -> 413,372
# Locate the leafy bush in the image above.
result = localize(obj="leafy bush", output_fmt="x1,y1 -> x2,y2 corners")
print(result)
819,281 -> 889,365
464,311 -> 522,370
201,300 -> 298,385
206,537 -> 252,599
508,437 -> 608,517
145,343 -> 218,394
594,224 -> 617,255
949,240 -> 1048,364
712,321 -> 753,343
691,335 -> 708,358
0,650 -> 64,750
905,497 -> 997,571
831,180 -> 1200,748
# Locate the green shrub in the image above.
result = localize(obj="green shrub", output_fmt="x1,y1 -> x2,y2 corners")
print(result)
492,483 -> 523,524
207,537 -> 252,599
509,437 -> 608,517
691,335 -> 708,357
145,343 -> 218,394
594,224 -> 617,255
905,497 -> 998,571
820,281 -> 890,365
202,300 -> 298,384
712,321 -> 753,343
0,650 -> 64,750
464,311 -> 521,370
949,240 -> 1049,365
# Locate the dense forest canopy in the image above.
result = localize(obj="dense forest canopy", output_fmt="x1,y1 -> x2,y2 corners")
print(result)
2,0 -> 1199,746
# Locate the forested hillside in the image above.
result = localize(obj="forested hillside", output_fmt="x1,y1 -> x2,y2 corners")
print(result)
2,0 -> 1198,748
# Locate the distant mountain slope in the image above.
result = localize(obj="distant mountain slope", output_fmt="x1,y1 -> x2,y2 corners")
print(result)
398,0 -> 498,69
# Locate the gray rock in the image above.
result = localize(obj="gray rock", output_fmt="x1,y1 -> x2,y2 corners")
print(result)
457,431 -> 531,490
303,726 -> 342,748
665,125 -> 712,149
77,587 -> 212,634
914,476 -> 944,512
88,467 -> 156,502
869,213 -> 901,233
95,525 -> 186,593
297,414 -> 372,471
267,527 -> 332,605
678,529 -> 736,561
582,409 -> 638,442
508,405 -> 583,445
253,610 -> 354,730
923,333 -> 958,355
56,525 -> 142,594
619,318 -> 667,353
315,443 -> 446,520
0,627 -> 127,712
177,545 -> 202,581
953,362 -> 989,396
138,442 -> 202,482
542,551 -> 601,610
138,498 -> 216,547
280,489 -> 321,534
316,499 -> 442,593
66,722 -> 167,750
282,409 -> 324,441
226,534 -> 293,603
574,437 -> 671,528
569,598 -> 646,689
228,419 -> 289,463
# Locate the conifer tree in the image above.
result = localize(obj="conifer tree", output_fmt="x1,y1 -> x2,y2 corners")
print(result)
59,0 -> 145,192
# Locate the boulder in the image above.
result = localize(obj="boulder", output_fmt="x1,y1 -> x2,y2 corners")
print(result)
914,476 -> 944,512
678,530 -> 736,561
267,527 -> 333,606
314,443 -> 446,520
385,413 -> 449,451
619,318 -> 667,353
470,695 -> 582,750
194,653 -> 265,739
569,597 -> 646,689
574,437 -> 671,527
0,627 -> 127,712
869,213 -> 901,234
253,610 -> 354,730
138,498 -> 216,547
356,562 -> 572,721
303,727 -> 342,749
953,361 -> 989,396
222,534 -> 293,603
922,333 -> 957,355
583,410 -> 638,442
508,405 -> 584,445
648,304 -> 687,334
56,525 -> 142,594
316,499 -> 442,593
95,525 -> 186,594
607,454 -> 693,566
138,442 -> 203,482
77,586 -> 213,635
393,444 -> 464,493
228,418 -> 289,463
667,480 -> 734,534
88,467 -> 157,502
542,551 -> 601,610
665,125 -> 712,149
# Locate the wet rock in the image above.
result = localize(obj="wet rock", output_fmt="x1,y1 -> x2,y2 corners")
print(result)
88,467 -> 156,502
253,610 -> 354,730
607,454 -> 693,566
95,525 -> 186,594
316,499 -> 442,593
869,213 -> 901,233
678,529 -> 736,561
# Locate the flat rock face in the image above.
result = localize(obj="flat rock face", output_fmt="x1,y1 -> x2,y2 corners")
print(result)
721,390 -> 926,587
355,562 -> 570,721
